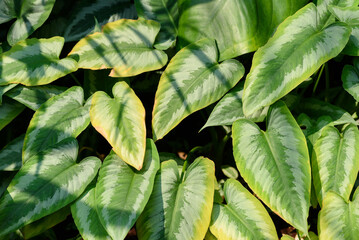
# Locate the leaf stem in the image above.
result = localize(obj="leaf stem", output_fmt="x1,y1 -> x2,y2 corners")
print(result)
70,73 -> 82,86
313,64 -> 325,94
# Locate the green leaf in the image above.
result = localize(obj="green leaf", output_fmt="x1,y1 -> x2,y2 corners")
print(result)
96,139 -> 160,240
64,0 -> 137,42
0,37 -> 78,86
68,18 -> 168,77
0,134 -> 24,171
232,101 -> 311,234
221,165 -> 238,179
312,124 -> 359,206
178,0 -> 309,61
317,0 -> 358,28
137,157 -> 215,240
342,58 -> 359,101
135,0 -> 178,49
0,138 -> 101,237
90,81 -> 146,170
71,187 -> 111,240
210,179 -> 277,240
242,3 -> 351,116
152,38 -> 244,141
318,191 -> 359,239
0,172 -> 16,198
0,0 -> 56,45
201,82 -> 267,131
83,69 -> 122,99
5,85 -> 66,111
0,97 -> 25,131
0,84 -> 17,104
22,86 -> 91,163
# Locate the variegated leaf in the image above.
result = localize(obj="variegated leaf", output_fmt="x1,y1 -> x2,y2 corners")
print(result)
68,18 -> 167,77
0,138 -> 101,237
0,0 -> 56,45
318,191 -> 359,239
178,0 -> 308,61
90,81 -> 146,170
5,85 -> 66,111
0,84 -> 17,104
135,0 -> 178,49
312,124 -> 359,206
210,179 -> 277,240
22,86 -> 91,163
64,0 -> 137,42
317,0 -> 358,28
0,97 -> 25,131
0,37 -> 78,86
342,58 -> 359,101
96,139 -> 160,240
71,187 -> 111,240
152,38 -> 244,140
201,82 -> 267,131
232,101 -> 311,234
242,3 -> 351,116
0,134 -> 24,171
136,157 -> 215,240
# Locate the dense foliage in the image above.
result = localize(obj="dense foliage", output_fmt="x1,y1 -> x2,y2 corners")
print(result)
1,0 -> 359,239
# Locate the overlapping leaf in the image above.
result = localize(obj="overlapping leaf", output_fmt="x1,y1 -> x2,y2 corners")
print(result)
312,124 -> 359,206
210,179 -> 277,240
137,157 -> 215,240
0,138 -> 101,237
22,86 -> 91,163
242,3 -> 351,116
0,134 -> 24,171
95,139 -> 160,240
178,0 -> 308,61
68,18 -> 168,77
0,37 -> 78,86
64,0 -> 137,42
135,0 -> 178,49
318,191 -> 359,239
0,84 -> 17,104
0,97 -> 25,131
232,101 -> 311,234
317,0 -> 359,28
342,58 -> 359,101
90,81 -> 146,170
152,38 -> 244,140
0,0 -> 56,45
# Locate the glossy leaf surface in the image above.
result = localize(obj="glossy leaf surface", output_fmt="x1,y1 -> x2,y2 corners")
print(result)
137,157 -> 215,240
312,124 -> 359,206
0,134 -> 24,171
0,138 -> 101,237
96,139 -> 160,240
0,97 -> 25,131
342,58 -> 359,101
68,18 -> 167,77
90,81 -> 146,170
152,38 -> 244,140
210,179 -> 277,240
0,37 -> 78,86
242,3 -> 351,116
22,86 -> 91,163
232,101 -> 311,233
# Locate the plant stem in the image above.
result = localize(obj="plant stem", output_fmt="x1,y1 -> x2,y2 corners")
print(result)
70,73 -> 82,86
313,64 -> 325,94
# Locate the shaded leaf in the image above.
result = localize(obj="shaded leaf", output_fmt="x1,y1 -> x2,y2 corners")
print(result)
0,134 -> 24,171
0,84 -> 17,104
0,97 -> 25,131
342,58 -> 359,101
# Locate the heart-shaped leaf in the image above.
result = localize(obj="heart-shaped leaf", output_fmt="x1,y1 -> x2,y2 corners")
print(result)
0,138 -> 101,237
152,38 -> 244,140
312,124 -> 359,206
210,179 -> 277,240
22,86 -> 91,163
0,37 -> 78,86
68,18 -> 168,77
90,81 -> 146,170
136,157 -> 215,240
242,3 -> 351,116
342,58 -> 359,101
232,101 -> 311,234
0,134 -> 24,171
0,97 -> 25,131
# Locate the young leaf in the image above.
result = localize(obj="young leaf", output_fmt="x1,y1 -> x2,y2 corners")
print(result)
68,18 -> 168,77
342,58 -> 359,101
318,191 -> 359,239
22,86 -> 91,163
232,101 -> 311,234
0,134 -> 24,171
135,0 -> 178,49
210,179 -> 277,240
0,97 -> 25,131
90,81 -> 146,170
152,38 -> 244,141
312,124 -> 359,206
242,3 -> 351,116
136,157 -> 215,240
0,138 -> 101,237
95,139 -> 160,240
0,37 -> 78,86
